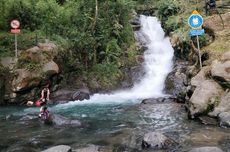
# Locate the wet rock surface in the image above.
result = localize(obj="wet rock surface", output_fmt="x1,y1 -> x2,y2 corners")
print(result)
121,66 -> 145,89
198,116 -> 218,126
141,132 -> 176,150
6,146 -> 39,152
188,146 -> 224,152
73,145 -> 99,152
141,96 -> 177,104
42,145 -> 71,152
49,114 -> 83,127
50,88 -> 90,104
164,60 -> 189,102
219,111 -> 230,127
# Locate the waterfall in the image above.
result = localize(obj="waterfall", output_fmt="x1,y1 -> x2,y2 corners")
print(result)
56,15 -> 174,107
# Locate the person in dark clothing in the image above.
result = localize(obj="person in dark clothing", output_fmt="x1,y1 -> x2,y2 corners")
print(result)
39,106 -> 49,121
205,0 -> 216,15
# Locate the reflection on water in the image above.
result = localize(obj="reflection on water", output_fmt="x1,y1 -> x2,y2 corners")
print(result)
0,102 -> 230,151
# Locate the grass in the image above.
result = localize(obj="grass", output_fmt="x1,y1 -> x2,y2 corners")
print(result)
203,29 -> 230,60
0,30 -> 48,57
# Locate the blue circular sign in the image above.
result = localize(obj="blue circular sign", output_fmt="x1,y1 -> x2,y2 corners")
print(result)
188,14 -> 203,29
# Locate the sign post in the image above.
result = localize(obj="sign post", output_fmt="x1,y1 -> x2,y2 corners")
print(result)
10,20 -> 20,58
188,10 -> 204,69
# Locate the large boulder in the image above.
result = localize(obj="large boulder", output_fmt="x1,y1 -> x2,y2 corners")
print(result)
121,65 -> 145,89
72,89 -> 90,101
8,43 -> 60,103
189,80 -> 223,117
191,66 -> 211,87
209,91 -> 230,116
189,146 -> 223,152
211,51 -> 230,88
42,145 -> 71,152
0,57 -> 16,70
12,69 -> 41,92
141,132 -> 176,150
37,42 -> 58,59
42,61 -> 59,75
50,89 -> 90,104
13,43 -> 59,92
22,46 -> 45,63
164,61 -> 189,102
219,111 -> 230,127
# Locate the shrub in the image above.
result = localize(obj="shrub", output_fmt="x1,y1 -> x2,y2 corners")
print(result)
157,0 -> 180,22
88,63 -> 122,89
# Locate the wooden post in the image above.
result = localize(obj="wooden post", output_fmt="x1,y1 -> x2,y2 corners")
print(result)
196,35 -> 202,69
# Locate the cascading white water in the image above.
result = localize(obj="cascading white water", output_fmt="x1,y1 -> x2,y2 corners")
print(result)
56,15 -> 174,107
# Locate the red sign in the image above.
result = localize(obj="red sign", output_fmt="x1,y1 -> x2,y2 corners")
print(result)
11,29 -> 21,34
11,20 -> 20,29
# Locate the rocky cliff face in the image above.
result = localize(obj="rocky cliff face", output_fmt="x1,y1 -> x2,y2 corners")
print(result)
0,43 -> 60,104
188,50 -> 230,127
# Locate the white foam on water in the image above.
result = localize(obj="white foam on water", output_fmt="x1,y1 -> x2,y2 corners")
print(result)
53,15 -> 174,109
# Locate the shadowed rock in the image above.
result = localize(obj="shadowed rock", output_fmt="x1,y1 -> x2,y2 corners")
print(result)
72,90 -> 90,101
219,111 -> 230,127
164,61 -> 189,102
141,97 -> 177,104
189,146 -> 223,152
198,116 -> 218,125
49,114 -> 83,127
50,89 -> 90,104
142,132 -> 176,150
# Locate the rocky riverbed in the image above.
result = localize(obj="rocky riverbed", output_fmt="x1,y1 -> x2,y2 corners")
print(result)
0,97 -> 230,152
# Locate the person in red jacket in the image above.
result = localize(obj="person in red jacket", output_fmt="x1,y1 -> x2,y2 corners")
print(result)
26,84 -> 50,107
26,98 -> 46,107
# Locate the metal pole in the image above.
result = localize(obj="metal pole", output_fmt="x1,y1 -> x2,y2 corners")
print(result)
196,35 -> 202,69
15,33 -> 18,58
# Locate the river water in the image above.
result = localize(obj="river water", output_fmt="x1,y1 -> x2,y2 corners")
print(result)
0,16 -> 230,151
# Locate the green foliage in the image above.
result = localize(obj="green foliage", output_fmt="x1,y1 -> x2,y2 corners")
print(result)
25,62 -> 42,71
0,30 -> 47,58
100,39 -> 121,64
16,51 -> 42,71
165,15 -> 184,33
0,0 -> 139,89
17,59 -> 42,71
0,32 -> 14,57
88,63 -> 122,89
157,0 -> 180,22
